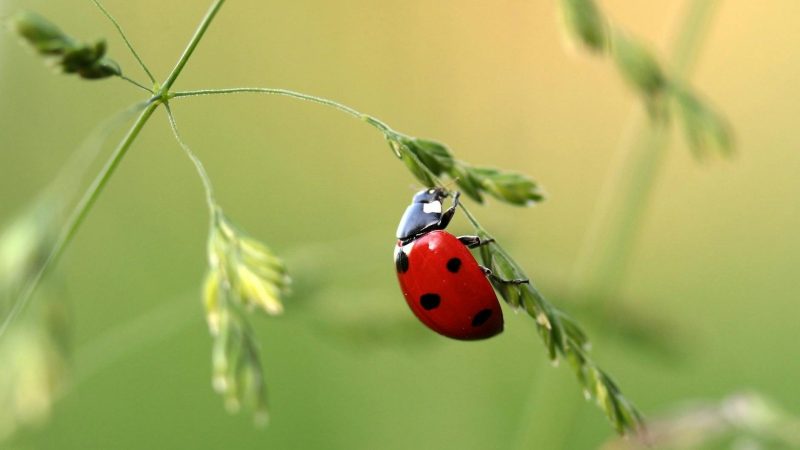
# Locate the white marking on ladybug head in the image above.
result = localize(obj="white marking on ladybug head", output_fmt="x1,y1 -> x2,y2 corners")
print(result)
423,201 -> 442,214
402,241 -> 415,254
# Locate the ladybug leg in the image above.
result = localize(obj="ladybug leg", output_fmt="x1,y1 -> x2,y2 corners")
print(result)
458,235 -> 495,249
436,191 -> 461,230
479,266 -> 529,285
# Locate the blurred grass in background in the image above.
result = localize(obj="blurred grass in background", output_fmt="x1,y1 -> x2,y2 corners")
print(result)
1,0 -> 799,448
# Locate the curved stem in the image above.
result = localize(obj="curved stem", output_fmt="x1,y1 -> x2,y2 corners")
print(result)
161,0 -> 226,92
512,1 -> 724,448
171,87 -> 396,135
456,202 -> 489,234
669,0 -> 722,74
48,101 -> 150,195
172,87 -> 493,235
164,104 -> 217,211
570,0 -> 723,303
91,0 -> 157,84
0,100 -> 160,339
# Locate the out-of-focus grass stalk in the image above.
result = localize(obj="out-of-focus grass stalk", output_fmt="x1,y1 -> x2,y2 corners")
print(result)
0,102 -> 159,339
571,0 -> 722,303
514,1 -> 723,448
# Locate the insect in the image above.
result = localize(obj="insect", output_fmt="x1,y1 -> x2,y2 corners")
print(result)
394,187 -> 528,340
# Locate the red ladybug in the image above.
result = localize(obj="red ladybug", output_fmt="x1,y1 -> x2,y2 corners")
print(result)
394,188 -> 526,340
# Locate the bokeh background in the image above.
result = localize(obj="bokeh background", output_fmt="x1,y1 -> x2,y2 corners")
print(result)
1,0 -> 799,449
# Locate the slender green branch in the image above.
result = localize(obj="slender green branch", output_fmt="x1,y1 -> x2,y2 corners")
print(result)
91,0 -> 157,84
49,101 -> 150,194
570,120 -> 669,299
161,0 -> 226,92
669,0 -> 722,75
517,0 -> 724,443
571,0 -> 723,302
456,201 -> 489,233
0,100 -> 160,339
117,74 -> 153,93
171,88 -> 396,135
164,104 -> 217,210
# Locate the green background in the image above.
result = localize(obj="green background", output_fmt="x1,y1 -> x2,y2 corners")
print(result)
1,0 -> 799,449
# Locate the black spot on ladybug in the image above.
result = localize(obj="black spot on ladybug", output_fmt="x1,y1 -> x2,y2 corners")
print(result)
395,250 -> 409,273
420,293 -> 441,310
471,309 -> 492,327
446,257 -> 462,273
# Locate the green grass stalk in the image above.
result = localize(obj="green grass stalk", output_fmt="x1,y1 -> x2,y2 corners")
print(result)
0,101 -> 159,338
514,1 -> 724,448
571,0 -> 722,303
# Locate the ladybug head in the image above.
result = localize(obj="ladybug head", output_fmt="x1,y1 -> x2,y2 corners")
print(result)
412,187 -> 449,204
396,188 -> 451,241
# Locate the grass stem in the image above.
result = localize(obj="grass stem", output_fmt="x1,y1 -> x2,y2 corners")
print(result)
117,74 -> 153,93
571,0 -> 723,303
0,101 -> 160,338
171,87 -> 396,135
164,105 -> 217,211
161,0 -> 226,92
91,0 -> 157,84
513,0 -> 725,447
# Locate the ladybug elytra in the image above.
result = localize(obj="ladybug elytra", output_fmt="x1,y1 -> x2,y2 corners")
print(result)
394,188 -> 527,340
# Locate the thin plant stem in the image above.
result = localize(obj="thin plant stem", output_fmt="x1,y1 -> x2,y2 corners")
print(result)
48,101 -> 149,195
570,118 -> 669,300
91,0 -> 157,84
669,0 -> 722,74
164,104 -> 217,211
117,74 -> 153,93
0,100 -> 160,339
511,1 -> 724,448
456,200 -> 489,234
171,88 -> 395,135
570,0 -> 722,303
161,0 -> 226,93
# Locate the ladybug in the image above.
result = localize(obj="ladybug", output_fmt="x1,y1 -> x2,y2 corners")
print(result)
394,188 -> 527,340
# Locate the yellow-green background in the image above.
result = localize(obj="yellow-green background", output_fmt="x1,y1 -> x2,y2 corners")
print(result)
1,0 -> 798,449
